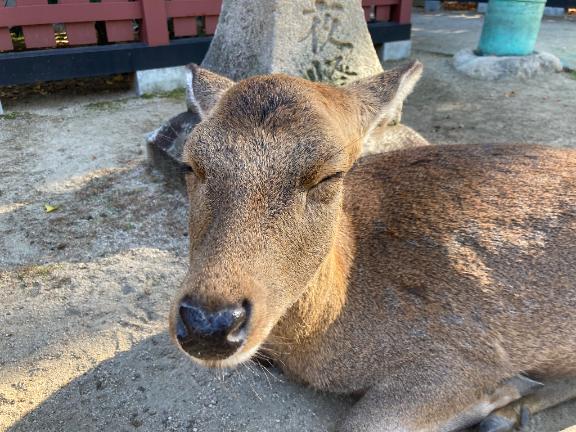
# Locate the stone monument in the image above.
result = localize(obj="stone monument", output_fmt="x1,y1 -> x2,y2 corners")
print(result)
202,0 -> 384,84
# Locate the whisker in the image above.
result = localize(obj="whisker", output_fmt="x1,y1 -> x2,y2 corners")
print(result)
242,362 -> 263,401
257,349 -> 288,370
252,359 -> 273,389
260,345 -> 289,355
254,356 -> 285,384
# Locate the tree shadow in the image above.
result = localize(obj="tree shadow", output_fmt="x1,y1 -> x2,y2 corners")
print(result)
1,161 -> 189,270
7,331 -> 353,432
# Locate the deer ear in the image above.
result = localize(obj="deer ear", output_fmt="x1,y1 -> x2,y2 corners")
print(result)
346,60 -> 423,138
185,64 -> 235,119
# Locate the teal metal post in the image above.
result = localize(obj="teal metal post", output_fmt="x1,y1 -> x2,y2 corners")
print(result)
477,0 -> 546,56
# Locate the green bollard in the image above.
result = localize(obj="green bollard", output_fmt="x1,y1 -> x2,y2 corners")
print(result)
477,0 -> 546,56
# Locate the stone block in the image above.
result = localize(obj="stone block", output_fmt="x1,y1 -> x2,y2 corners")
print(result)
135,66 -> 187,96
378,40 -> 412,61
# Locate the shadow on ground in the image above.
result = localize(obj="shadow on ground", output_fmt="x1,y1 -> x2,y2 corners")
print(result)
7,332 -> 352,432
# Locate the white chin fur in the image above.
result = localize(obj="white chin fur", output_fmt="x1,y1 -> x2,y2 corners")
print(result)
217,345 -> 261,368
190,344 -> 261,369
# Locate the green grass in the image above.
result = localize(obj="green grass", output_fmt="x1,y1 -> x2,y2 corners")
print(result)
0,112 -> 30,120
84,99 -> 127,111
15,263 -> 62,280
86,87 -> 185,110
141,87 -> 185,100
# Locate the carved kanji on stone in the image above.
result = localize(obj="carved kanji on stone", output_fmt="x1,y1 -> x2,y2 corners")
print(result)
300,1 -> 358,83
202,0 -> 383,84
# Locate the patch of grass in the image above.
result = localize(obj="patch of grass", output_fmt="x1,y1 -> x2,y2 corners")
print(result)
0,112 -> 29,120
161,88 -> 186,100
85,99 -> 128,111
15,263 -> 62,280
570,70 -> 576,80
141,87 -> 185,101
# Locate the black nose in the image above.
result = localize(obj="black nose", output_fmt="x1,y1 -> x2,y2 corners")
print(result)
176,298 -> 249,360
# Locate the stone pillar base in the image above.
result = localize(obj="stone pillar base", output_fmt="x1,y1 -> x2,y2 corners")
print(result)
424,0 -> 441,12
134,66 -> 187,96
453,48 -> 563,80
378,40 -> 412,61
477,2 -> 488,13
544,7 -> 565,16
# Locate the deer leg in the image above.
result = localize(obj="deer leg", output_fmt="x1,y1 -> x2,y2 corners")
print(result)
477,377 -> 576,432
337,375 -> 543,432
437,375 -> 542,432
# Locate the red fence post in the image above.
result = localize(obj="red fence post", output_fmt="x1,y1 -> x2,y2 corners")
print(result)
375,4 -> 391,21
0,2 -> 13,52
0,1 -> 13,51
0,27 -> 12,51
59,0 -> 97,45
173,15 -> 198,37
104,0 -> 136,42
392,0 -> 411,24
204,15 -> 218,35
17,0 -> 56,48
140,0 -> 169,46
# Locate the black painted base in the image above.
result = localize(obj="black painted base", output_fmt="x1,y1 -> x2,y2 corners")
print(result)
0,37 -> 212,86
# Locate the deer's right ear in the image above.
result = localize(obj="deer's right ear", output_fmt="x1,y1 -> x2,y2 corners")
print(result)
185,64 -> 235,119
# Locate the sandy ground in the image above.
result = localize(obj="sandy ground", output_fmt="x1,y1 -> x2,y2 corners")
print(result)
1,10 -> 576,432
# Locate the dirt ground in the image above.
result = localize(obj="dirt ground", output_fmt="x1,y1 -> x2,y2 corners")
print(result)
1,11 -> 576,432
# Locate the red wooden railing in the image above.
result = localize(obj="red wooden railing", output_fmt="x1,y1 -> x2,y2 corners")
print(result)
0,0 -> 411,53
0,0 -> 222,52
362,0 -> 411,24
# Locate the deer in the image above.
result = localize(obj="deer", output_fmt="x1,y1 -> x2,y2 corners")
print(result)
168,61 -> 576,432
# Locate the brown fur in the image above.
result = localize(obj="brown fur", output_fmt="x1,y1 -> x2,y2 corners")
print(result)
364,123 -> 430,155
170,62 -> 576,431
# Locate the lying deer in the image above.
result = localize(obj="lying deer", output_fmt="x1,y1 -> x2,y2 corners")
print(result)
169,61 -> 576,431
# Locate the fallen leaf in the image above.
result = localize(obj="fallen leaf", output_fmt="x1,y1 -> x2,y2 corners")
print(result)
44,204 -> 59,213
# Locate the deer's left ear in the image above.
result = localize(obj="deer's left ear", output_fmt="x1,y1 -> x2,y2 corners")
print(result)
185,64 -> 235,119
345,60 -> 423,138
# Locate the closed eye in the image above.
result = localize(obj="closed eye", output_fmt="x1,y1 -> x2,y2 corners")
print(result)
178,160 -> 205,180
313,171 -> 344,187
